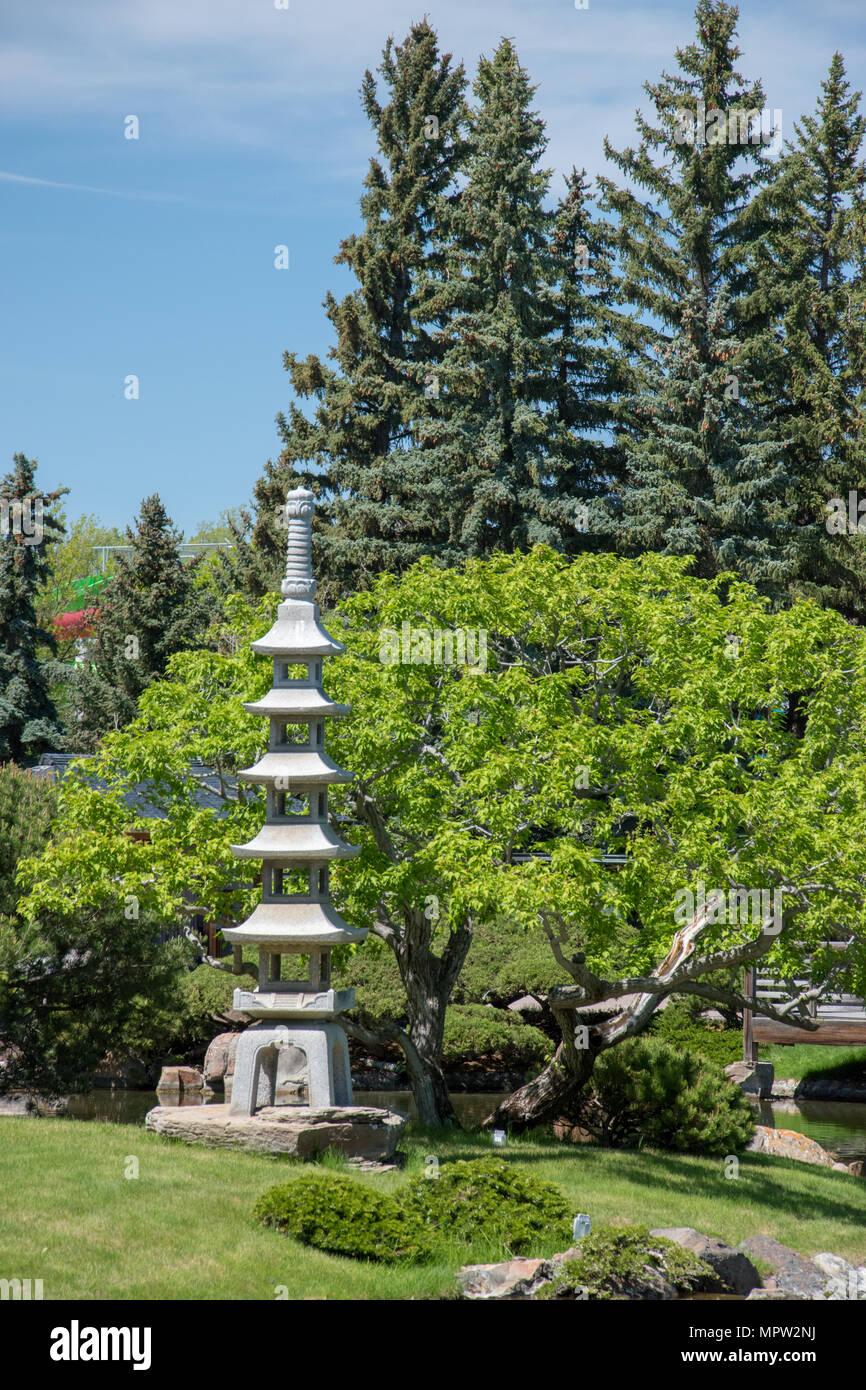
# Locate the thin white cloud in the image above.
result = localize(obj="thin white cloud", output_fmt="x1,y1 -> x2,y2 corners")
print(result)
0,168 -> 187,201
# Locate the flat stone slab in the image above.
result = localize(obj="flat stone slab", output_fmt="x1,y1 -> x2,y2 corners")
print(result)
145,1102 -> 406,1161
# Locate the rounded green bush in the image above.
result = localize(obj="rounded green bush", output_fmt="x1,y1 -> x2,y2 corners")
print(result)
650,1000 -> 742,1068
398,1157 -> 574,1254
442,1004 -> 553,1069
577,1036 -> 755,1154
253,1172 -> 433,1264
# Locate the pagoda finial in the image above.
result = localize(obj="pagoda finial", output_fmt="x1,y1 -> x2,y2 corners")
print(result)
282,487 -> 317,600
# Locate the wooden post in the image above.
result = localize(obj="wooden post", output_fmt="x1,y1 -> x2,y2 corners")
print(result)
743,965 -> 757,1063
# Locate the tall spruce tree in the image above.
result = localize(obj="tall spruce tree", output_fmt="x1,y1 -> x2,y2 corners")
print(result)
0,454 -> 66,764
592,0 -> 793,595
547,168 -> 640,550
617,288 -> 787,582
423,38 -> 562,555
71,496 -> 209,750
748,52 -> 866,618
231,21 -> 471,601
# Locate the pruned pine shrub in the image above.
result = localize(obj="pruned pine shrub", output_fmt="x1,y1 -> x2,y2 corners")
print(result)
538,1225 -> 714,1300
577,1037 -> 755,1154
253,1173 -> 433,1264
399,1157 -> 574,1254
254,1158 -> 575,1263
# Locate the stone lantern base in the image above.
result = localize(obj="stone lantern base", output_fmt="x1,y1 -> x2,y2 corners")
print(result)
144,1102 -> 407,1162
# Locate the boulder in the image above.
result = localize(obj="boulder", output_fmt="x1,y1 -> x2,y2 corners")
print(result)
649,1227 -> 759,1295
811,1253 -> 866,1300
739,1236 -> 834,1299
747,1289 -> 803,1300
746,1125 -> 835,1167
145,1102 -> 406,1161
724,1061 -> 774,1099
506,995 -> 544,1015
156,1065 -> 204,1093
203,1032 -> 239,1089
457,1258 -> 556,1300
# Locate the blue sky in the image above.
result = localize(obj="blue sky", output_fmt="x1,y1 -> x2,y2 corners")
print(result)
1,0 -> 864,537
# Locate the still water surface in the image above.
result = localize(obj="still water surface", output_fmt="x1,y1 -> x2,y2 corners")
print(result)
62,1088 -> 866,1158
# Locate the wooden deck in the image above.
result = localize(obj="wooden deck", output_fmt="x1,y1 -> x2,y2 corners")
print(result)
747,962 -> 866,1047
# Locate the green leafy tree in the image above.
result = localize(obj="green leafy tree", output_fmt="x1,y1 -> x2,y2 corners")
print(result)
0,454 -> 66,764
0,764 -> 187,1096
19,551 -> 866,1128
70,495 -> 210,751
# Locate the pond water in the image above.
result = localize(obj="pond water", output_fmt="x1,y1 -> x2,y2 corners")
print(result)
58,1088 -> 866,1158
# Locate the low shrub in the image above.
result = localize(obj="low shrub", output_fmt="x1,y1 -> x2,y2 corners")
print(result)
442,1005 -> 553,1070
253,1173 -> 433,1264
254,1158 -> 575,1263
399,1157 -> 574,1254
650,1000 -> 742,1068
538,1225 -> 713,1300
574,1037 -> 754,1154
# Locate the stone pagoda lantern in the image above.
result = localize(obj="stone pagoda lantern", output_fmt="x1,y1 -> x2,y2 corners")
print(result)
224,487 -> 367,1114
146,488 -> 404,1159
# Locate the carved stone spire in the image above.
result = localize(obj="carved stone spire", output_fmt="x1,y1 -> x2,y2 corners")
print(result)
282,487 -> 317,601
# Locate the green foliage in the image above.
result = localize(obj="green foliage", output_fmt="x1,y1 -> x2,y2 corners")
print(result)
0,453 -> 66,763
452,916 -> 571,1005
537,1225 -> 712,1300
0,763 -> 193,1094
70,494 -> 211,751
0,766 -> 58,917
576,1038 -> 755,1154
18,546 -> 866,1120
442,1005 -> 552,1070
254,1158 -> 574,1265
650,999 -> 742,1069
399,1158 -> 573,1254
253,1173 -> 434,1264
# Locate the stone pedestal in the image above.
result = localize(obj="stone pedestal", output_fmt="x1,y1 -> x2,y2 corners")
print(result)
230,1020 -> 352,1114
145,1103 -> 406,1161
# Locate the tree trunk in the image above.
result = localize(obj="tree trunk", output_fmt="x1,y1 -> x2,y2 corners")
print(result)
484,1005 -> 599,1132
404,979 -> 457,1127
403,1039 -> 457,1128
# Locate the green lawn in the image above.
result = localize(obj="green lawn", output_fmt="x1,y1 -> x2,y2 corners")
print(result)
1,1116 -> 864,1300
760,1044 -> 866,1083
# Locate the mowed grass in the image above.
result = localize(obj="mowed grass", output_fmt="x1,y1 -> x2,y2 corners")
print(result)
761,1044 -> 866,1084
1,1117 -> 865,1300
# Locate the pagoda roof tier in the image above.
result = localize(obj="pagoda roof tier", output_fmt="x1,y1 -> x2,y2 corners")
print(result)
223,900 -> 367,946
238,751 -> 352,785
242,687 -> 349,719
231,822 -> 360,861
251,600 -> 345,659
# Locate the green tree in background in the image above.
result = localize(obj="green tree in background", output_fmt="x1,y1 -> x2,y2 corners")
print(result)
20,551 -> 866,1127
592,0 -> 794,598
230,20 -> 471,602
0,763 -> 188,1097
748,51 -> 866,619
0,453 -> 66,765
69,495 -> 210,751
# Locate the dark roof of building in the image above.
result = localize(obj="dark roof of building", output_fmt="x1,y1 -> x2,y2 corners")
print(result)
31,753 -> 239,819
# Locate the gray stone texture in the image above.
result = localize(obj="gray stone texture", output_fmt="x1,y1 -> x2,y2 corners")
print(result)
145,1102 -> 406,1161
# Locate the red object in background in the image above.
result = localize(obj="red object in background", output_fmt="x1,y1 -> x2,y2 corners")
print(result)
54,607 -> 100,639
